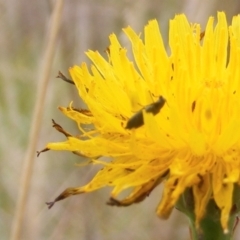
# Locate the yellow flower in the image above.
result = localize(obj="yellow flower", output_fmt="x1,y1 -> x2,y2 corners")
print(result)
40,12 -> 240,233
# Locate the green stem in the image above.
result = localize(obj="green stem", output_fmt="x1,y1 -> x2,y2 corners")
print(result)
189,210 -> 235,240
176,189 -> 237,240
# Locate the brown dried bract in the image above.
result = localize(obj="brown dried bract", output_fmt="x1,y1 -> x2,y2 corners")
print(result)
37,148 -> 50,157
37,120 -> 71,157
51,119 -> 72,137
107,173 -> 168,207
104,47 -> 110,55
46,187 -> 80,209
57,71 -> 75,85
200,31 -> 205,41
67,107 -> 93,117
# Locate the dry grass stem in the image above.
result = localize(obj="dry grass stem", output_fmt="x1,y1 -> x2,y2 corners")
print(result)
10,1 -> 64,239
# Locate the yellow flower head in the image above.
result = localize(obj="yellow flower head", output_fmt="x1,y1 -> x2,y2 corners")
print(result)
40,12 -> 240,233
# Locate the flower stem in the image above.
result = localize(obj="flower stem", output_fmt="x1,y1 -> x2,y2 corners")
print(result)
189,209 -> 235,240
176,189 -> 236,240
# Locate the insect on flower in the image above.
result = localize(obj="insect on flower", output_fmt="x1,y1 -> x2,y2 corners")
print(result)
125,96 -> 166,129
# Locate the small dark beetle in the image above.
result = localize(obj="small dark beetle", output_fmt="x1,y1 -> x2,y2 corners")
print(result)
125,96 -> 166,129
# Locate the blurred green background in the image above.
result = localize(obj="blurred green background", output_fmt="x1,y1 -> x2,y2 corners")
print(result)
2,0 -> 240,239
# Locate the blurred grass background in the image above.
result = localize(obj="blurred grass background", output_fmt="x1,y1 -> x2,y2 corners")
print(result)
2,0 -> 240,239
